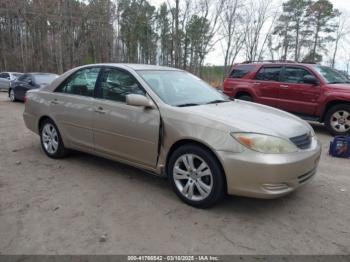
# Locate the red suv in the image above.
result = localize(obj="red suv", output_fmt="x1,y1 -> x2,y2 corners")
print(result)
223,62 -> 350,136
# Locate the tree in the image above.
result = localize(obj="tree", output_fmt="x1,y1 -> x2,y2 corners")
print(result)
307,0 -> 339,62
330,13 -> 349,68
219,0 -> 246,77
243,0 -> 272,62
273,0 -> 311,61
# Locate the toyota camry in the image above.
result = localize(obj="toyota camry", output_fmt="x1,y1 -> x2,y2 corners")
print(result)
23,64 -> 321,208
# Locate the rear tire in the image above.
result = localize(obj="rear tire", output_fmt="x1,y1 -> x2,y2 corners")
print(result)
167,144 -> 226,208
236,94 -> 252,102
40,119 -> 69,158
324,104 -> 350,136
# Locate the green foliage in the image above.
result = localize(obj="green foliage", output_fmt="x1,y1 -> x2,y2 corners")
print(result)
273,0 -> 340,63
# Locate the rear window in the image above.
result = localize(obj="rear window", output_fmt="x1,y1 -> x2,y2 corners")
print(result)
229,65 -> 255,78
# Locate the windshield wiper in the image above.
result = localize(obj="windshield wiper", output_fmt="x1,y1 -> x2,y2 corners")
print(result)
176,103 -> 201,107
205,99 -> 229,104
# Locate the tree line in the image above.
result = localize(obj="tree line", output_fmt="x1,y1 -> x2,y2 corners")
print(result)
0,0 -> 348,79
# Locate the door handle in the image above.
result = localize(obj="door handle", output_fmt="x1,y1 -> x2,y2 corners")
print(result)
280,85 -> 289,89
94,106 -> 106,114
253,82 -> 261,85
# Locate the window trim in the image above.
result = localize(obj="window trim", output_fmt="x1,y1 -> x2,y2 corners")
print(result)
254,66 -> 283,82
280,66 -> 317,84
94,67 -> 148,104
54,66 -> 102,98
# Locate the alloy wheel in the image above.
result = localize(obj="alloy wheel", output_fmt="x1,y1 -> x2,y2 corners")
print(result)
173,154 -> 213,201
330,110 -> 350,133
42,123 -> 59,154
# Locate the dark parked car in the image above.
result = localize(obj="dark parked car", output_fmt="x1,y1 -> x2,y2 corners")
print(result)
9,73 -> 58,102
223,61 -> 350,136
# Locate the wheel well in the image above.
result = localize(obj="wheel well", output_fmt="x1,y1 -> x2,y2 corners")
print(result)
235,91 -> 251,98
38,116 -> 52,132
321,101 -> 350,121
165,139 -> 227,192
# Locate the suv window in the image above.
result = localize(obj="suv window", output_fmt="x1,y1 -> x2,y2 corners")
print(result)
255,67 -> 282,81
282,67 -> 313,83
99,68 -> 145,103
230,65 -> 255,78
56,68 -> 100,97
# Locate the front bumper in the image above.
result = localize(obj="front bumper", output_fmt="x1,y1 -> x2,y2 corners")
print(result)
217,137 -> 321,199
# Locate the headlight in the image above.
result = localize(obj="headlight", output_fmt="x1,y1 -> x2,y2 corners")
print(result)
231,132 -> 298,154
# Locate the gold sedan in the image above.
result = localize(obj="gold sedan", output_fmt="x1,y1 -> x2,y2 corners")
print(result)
23,64 -> 321,208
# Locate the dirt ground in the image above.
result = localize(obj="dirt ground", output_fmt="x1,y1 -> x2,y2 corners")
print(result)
0,91 -> 349,255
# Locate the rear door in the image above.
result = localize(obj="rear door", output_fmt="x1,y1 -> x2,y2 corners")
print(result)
92,67 -> 160,168
277,66 -> 322,115
50,67 -> 101,151
252,66 -> 282,107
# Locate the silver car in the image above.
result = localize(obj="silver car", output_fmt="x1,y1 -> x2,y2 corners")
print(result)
0,72 -> 22,91
23,64 -> 321,207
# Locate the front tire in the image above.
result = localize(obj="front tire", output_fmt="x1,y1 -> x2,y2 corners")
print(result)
9,89 -> 16,102
40,119 -> 69,158
167,144 -> 226,208
324,104 -> 350,136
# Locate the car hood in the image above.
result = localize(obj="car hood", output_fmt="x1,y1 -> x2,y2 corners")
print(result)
180,100 -> 312,139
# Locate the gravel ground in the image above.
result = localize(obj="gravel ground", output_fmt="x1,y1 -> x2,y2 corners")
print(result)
0,92 -> 349,255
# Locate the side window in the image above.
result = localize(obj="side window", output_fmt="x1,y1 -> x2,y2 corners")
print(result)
230,65 -> 255,79
56,68 -> 100,97
18,74 -> 31,83
255,67 -> 282,81
99,68 -> 145,103
283,67 -> 313,83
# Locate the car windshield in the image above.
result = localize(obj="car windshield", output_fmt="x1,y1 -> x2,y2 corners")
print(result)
313,65 -> 350,84
137,70 -> 229,106
33,74 -> 58,85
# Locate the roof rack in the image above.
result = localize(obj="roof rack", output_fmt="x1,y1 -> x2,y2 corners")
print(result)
242,60 -> 297,64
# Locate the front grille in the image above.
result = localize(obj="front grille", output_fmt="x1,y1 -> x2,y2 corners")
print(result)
290,133 -> 312,149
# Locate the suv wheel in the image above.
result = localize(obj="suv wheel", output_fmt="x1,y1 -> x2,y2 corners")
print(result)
167,144 -> 225,208
40,119 -> 69,158
325,104 -> 350,136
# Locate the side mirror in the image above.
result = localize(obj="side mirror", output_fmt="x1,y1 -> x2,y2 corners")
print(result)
303,75 -> 319,85
126,94 -> 155,108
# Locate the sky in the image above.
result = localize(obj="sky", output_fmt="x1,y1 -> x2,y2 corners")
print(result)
150,0 -> 350,70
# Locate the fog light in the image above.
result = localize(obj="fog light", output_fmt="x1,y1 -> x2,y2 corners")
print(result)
262,183 -> 289,191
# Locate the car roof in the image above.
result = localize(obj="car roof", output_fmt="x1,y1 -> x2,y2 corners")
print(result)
28,72 -> 58,75
237,62 -> 317,67
79,63 -> 181,71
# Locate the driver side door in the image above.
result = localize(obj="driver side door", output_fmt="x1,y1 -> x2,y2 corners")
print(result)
93,67 -> 160,169
277,66 -> 322,115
